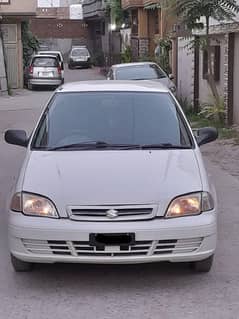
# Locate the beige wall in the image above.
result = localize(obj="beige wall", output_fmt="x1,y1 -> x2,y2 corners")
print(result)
177,37 -> 194,104
0,0 -> 37,15
233,33 -> 239,124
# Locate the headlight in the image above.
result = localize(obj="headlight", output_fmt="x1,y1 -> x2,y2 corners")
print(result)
165,192 -> 214,218
10,192 -> 59,218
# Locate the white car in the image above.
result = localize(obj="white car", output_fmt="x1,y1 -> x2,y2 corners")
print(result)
107,62 -> 177,94
5,81 -> 218,272
68,47 -> 92,69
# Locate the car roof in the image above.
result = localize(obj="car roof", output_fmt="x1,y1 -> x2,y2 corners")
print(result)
32,54 -> 59,59
71,45 -> 86,48
57,80 -> 169,93
38,51 -> 62,55
111,62 -> 157,69
71,47 -> 89,51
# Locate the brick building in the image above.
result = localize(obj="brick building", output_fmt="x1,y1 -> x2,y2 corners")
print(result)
121,0 -> 176,59
30,0 -> 89,58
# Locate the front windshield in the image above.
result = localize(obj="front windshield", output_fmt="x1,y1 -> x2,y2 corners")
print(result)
32,92 -> 192,150
116,65 -> 167,80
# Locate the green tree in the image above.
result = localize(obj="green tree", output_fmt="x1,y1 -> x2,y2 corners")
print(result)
172,0 -> 239,115
21,21 -> 39,68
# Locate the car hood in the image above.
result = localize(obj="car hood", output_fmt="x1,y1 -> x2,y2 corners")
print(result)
22,150 -> 202,216
151,77 -> 174,89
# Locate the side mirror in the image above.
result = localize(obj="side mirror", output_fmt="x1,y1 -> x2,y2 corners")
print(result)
5,130 -> 28,147
196,127 -> 218,146
169,74 -> 174,80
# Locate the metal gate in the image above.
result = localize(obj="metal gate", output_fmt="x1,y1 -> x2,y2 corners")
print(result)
1,24 -> 18,89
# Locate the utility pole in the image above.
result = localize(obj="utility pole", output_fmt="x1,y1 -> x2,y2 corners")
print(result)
0,5 -> 9,95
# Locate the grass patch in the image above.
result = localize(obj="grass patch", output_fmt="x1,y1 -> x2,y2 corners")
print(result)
186,113 -> 239,142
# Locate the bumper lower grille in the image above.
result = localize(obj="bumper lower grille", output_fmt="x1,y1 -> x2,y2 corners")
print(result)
22,237 -> 203,258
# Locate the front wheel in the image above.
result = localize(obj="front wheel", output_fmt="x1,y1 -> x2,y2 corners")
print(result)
11,254 -> 34,272
191,255 -> 214,273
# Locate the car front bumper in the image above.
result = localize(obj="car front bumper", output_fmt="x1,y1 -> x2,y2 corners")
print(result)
9,210 -> 217,264
69,60 -> 90,67
29,78 -> 62,86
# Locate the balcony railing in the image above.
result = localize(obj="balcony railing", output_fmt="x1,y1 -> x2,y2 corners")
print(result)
82,0 -> 105,19
143,0 -> 160,7
121,0 -> 143,9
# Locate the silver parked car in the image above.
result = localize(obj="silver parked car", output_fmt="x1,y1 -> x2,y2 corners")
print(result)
5,81 -> 218,273
107,62 -> 176,94
37,51 -> 65,80
68,47 -> 91,69
25,54 -> 63,90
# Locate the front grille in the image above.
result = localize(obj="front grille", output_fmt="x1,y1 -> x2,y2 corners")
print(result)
68,205 -> 156,222
22,237 -> 203,258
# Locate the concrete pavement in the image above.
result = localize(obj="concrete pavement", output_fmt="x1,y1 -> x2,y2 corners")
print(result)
0,68 -> 239,319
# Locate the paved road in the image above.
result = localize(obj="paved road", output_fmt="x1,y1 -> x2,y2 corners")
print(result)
0,68 -> 239,319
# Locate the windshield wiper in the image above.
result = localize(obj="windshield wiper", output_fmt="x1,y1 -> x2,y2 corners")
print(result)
48,141 -> 141,151
141,143 -> 192,150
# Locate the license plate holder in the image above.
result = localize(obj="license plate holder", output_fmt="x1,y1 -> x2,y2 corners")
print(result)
89,233 -> 135,248
39,72 -> 53,77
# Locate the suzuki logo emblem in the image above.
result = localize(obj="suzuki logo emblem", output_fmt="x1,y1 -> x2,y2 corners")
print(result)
106,209 -> 118,219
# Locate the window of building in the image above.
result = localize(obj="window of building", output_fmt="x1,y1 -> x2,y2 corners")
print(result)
131,10 -> 138,35
155,10 -> 159,34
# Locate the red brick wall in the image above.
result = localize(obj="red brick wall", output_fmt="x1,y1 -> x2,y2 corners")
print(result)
29,18 -> 89,39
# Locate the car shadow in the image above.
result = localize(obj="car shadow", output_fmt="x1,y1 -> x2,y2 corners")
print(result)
11,261 -> 209,292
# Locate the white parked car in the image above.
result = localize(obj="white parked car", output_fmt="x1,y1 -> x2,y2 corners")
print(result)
107,62 -> 176,94
5,81 -> 218,272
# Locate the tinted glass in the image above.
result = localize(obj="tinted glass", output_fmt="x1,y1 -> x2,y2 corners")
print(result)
32,57 -> 58,67
71,48 -> 89,57
33,92 -> 192,149
116,64 -> 166,80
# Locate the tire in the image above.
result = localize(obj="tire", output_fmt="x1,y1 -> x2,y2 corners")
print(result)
11,254 -> 33,272
27,81 -> 33,90
68,64 -> 73,70
191,255 -> 214,273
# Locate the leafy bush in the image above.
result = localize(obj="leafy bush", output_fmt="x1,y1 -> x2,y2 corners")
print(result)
92,51 -> 105,67
21,21 -> 39,67
121,46 -> 132,63
177,96 -> 193,115
199,96 -> 225,125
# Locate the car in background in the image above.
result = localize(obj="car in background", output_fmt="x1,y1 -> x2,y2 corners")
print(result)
5,81 -> 218,273
37,50 -> 65,80
107,62 -> 176,94
68,46 -> 91,69
25,54 -> 63,90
